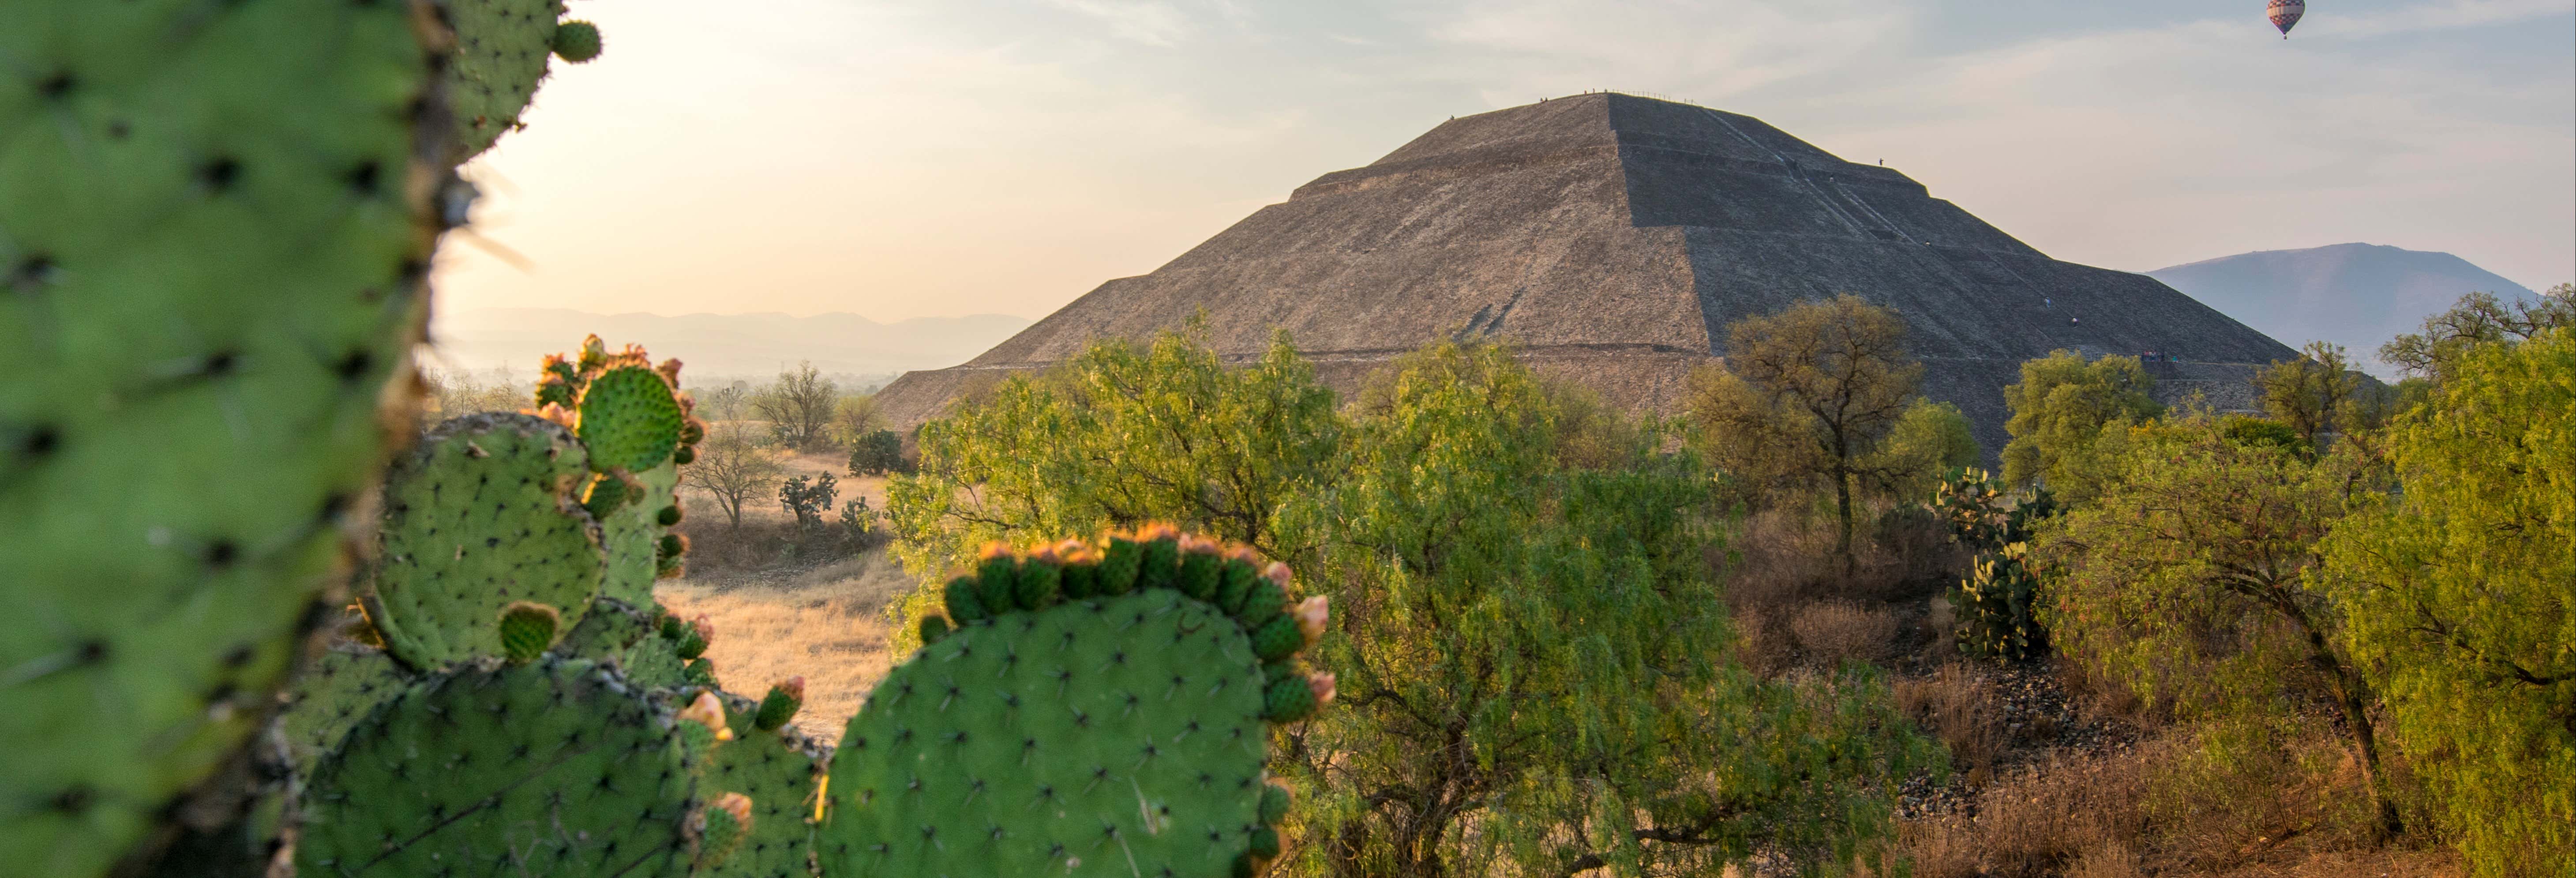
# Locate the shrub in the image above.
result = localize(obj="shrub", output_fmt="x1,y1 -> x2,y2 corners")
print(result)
778,471 -> 836,530
846,428 -> 908,475
1791,601 -> 1900,665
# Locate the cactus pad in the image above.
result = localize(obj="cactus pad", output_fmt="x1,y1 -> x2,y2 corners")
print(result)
274,645 -> 413,782
820,532 -> 1325,877
701,690 -> 827,878
446,0 -> 573,158
578,364 -> 686,474
369,414 -> 606,670
296,657 -> 699,878
0,0 -> 439,871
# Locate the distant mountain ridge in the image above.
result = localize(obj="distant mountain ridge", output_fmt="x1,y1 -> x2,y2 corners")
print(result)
427,308 -> 1033,381
2147,243 -> 2537,376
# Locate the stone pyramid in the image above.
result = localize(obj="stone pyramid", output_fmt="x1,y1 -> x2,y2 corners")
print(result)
874,93 -> 2293,452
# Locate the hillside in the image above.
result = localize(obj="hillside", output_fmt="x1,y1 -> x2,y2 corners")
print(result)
425,308 -> 1031,383
2147,243 -> 2536,375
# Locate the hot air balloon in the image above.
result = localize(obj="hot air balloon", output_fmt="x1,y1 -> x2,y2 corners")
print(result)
2269,0 -> 2306,38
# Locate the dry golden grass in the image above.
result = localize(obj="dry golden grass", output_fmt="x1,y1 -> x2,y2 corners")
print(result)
1896,662 -> 2006,780
654,546 -> 914,745
1790,600 -> 1901,665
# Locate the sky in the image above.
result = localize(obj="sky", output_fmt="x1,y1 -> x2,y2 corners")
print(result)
434,0 -> 2576,323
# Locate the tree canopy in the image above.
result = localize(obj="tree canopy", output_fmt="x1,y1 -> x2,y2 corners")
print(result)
2321,328 -> 2575,870
1687,294 -> 1924,571
1999,350 -> 2162,503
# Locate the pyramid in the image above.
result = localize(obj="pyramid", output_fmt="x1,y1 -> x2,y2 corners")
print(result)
874,93 -> 2293,453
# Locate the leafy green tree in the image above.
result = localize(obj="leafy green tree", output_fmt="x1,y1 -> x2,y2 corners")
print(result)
2035,416 -> 2402,837
826,392 -> 883,448
1686,295 -> 1923,572
1872,398 -> 1982,501
2378,284 -> 2574,379
2255,341 -> 2371,453
883,329 -> 1341,638
2322,329 -> 2575,873
1999,350 -> 2162,503
1282,342 -> 1936,877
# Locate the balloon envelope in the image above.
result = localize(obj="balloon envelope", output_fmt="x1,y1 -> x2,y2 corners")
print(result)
2269,0 -> 2305,36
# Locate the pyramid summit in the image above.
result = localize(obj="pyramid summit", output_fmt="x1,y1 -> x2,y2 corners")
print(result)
874,92 -> 2293,451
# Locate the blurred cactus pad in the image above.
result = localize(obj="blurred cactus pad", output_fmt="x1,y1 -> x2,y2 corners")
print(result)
445,0 -> 604,158
822,527 -> 1329,878
0,0 -> 443,874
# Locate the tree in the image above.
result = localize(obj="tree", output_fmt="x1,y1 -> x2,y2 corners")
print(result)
2255,341 -> 2390,453
1686,295 -> 1923,572
884,329 -> 1342,639
827,393 -> 883,448
2322,329 -> 2574,873
2035,416 -> 2403,837
696,381 -> 750,422
685,421 -> 784,529
1999,350 -> 2162,503
1281,342 -> 1937,877
2378,284 -> 2574,379
750,361 -> 837,450
846,429 -> 907,476
1871,398 -> 1982,502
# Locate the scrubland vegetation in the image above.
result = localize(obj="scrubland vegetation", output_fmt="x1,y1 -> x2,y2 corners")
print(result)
668,286 -> 2570,877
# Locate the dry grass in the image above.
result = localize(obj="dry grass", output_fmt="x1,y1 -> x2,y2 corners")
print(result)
1789,601 -> 1900,665
1901,719 -> 2454,878
653,546 -> 914,745
1895,662 -> 2006,780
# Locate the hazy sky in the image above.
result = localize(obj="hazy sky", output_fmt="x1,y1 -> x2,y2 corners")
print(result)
434,0 -> 2576,323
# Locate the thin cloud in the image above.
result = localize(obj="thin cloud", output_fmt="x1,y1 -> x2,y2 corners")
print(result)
2310,0 -> 2573,38
1044,0 -> 1191,46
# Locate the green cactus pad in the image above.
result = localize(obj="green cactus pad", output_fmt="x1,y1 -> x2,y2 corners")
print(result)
274,645 -> 413,782
578,364 -> 686,474
0,0 -> 439,871
600,462 -> 684,604
296,657 -> 698,878
821,587 -> 1278,876
369,414 -> 606,670
445,0 -> 571,158
555,597 -> 651,657
704,692 -> 827,878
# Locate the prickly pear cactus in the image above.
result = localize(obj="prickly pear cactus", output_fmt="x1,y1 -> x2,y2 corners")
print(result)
274,645 -> 413,781
296,656 -> 702,878
537,337 -> 703,600
821,528 -> 1332,877
446,0 -> 603,158
700,684 -> 826,878
0,1 -> 442,873
367,413 -> 607,670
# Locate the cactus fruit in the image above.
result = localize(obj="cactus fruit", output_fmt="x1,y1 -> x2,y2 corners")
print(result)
754,678 -> 806,732
445,0 -> 593,159
498,600 -> 564,664
553,20 -> 605,63
296,657 -> 701,878
696,793 -> 755,872
0,0 -> 444,871
701,689 -> 827,878
819,529 -> 1325,877
367,413 -> 606,670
